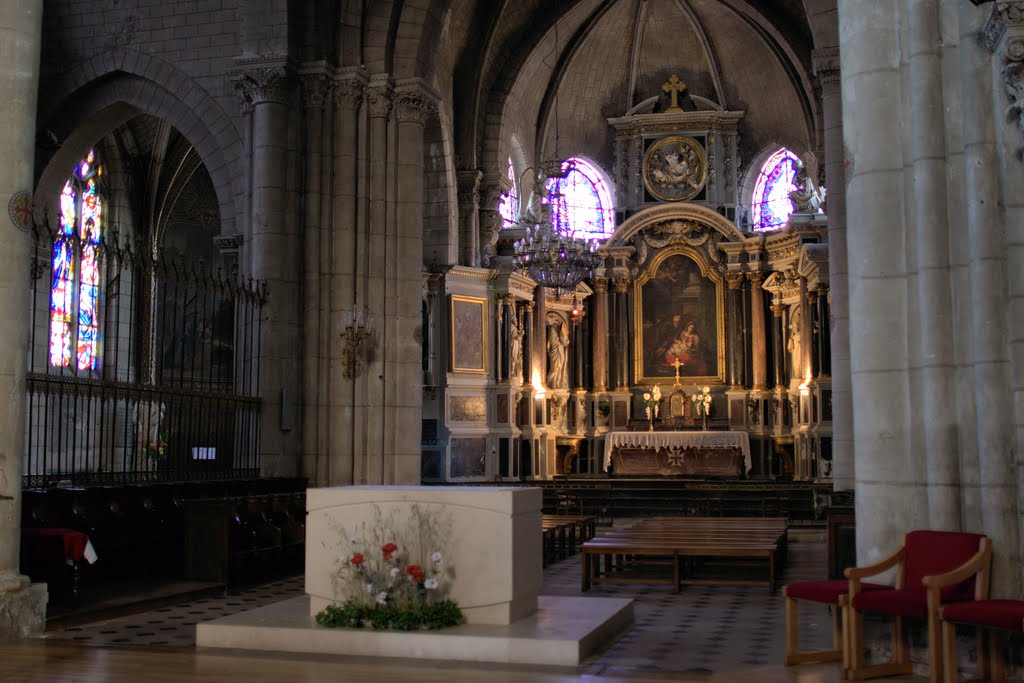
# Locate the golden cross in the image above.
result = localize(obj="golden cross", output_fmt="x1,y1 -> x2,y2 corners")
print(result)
661,74 -> 687,112
671,357 -> 684,386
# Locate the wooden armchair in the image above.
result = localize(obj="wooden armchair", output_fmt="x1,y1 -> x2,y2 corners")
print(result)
939,599 -> 1024,682
845,530 -> 992,683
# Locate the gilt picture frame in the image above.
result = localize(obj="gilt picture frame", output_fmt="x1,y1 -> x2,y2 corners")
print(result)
449,294 -> 487,374
634,246 -> 725,385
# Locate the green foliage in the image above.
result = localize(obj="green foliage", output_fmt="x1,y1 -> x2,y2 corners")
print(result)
315,599 -> 463,631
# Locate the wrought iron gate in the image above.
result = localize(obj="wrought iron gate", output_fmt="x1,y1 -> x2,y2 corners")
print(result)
24,225 -> 265,487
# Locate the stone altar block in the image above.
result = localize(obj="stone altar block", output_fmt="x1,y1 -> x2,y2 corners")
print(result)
305,486 -> 542,625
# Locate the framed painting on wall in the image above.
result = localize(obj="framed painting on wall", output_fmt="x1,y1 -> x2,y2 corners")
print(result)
634,246 -> 725,384
449,294 -> 487,374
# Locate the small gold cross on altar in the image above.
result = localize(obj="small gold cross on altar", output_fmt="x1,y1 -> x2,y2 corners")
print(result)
661,74 -> 687,112
671,357 -> 685,386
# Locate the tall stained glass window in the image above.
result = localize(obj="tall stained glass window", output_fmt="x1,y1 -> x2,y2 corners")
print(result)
51,149 -> 103,371
751,148 -> 799,232
498,157 -> 519,228
546,157 -> 615,241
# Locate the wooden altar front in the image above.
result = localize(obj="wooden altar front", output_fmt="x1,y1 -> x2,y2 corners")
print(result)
603,431 -> 751,477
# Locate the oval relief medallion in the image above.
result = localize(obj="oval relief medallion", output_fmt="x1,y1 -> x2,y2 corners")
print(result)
642,135 -> 707,202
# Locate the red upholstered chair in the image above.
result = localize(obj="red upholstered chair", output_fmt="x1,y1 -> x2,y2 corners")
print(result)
784,579 -> 887,670
846,530 -> 992,683
940,599 -> 1024,682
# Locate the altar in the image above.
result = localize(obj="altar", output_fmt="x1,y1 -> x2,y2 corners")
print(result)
603,431 -> 751,477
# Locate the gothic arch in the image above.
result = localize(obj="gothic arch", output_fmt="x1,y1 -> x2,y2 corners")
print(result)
607,202 -> 746,248
34,49 -> 244,238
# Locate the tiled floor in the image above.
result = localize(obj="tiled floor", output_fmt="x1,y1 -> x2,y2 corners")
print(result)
37,529 -> 837,677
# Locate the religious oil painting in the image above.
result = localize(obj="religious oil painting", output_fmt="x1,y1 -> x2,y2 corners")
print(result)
449,295 -> 487,373
635,248 -> 725,384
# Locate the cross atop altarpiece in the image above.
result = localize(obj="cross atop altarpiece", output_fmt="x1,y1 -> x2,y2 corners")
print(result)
661,74 -> 687,112
671,357 -> 684,386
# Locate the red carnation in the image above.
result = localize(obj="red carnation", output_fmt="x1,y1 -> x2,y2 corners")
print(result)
381,542 -> 398,560
405,564 -> 424,583
350,552 -> 365,566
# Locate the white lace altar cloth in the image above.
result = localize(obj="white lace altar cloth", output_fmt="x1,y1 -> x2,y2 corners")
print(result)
603,430 -> 751,473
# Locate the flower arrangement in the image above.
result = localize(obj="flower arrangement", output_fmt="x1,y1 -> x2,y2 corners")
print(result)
642,385 -> 662,419
316,504 -> 463,631
691,385 -> 712,416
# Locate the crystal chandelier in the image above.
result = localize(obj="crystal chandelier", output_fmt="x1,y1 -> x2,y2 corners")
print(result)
513,161 -> 601,295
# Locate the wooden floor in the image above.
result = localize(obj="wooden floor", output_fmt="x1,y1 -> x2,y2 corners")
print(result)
0,640 -> 926,683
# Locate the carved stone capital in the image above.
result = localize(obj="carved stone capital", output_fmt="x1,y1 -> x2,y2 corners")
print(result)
985,2 -> 1024,52
479,180 -> 505,213
457,170 -> 483,207
813,47 -> 842,90
612,277 -> 632,294
592,277 -> 608,294
332,70 -> 367,111
394,90 -> 437,126
726,272 -> 745,290
365,82 -> 393,119
299,70 -> 331,109
746,271 -> 765,286
230,63 -> 290,110
771,303 -> 785,318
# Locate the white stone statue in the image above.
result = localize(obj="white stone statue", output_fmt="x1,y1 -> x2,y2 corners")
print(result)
546,319 -> 570,390
509,310 -> 523,382
789,151 -> 826,213
517,168 -> 551,227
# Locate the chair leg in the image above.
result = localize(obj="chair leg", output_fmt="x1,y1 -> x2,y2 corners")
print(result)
850,609 -> 865,675
977,627 -> 990,682
784,595 -> 798,663
942,620 -> 959,683
989,629 -> 1004,683
893,616 -> 907,666
927,613 -> 942,683
832,603 -> 844,653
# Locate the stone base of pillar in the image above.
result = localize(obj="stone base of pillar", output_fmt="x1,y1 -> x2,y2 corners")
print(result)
0,573 -> 48,640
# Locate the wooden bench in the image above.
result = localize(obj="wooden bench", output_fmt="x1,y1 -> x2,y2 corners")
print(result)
541,514 -> 597,566
581,516 -> 788,593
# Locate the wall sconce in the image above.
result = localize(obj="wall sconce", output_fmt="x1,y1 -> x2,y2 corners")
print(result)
341,306 -> 374,380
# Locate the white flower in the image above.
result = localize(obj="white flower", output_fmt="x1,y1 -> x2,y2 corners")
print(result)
366,583 -> 375,594
702,386 -> 710,394
376,591 -> 388,605
652,385 -> 661,399
424,577 -> 439,590
654,404 -> 660,417
643,392 -> 651,401
431,551 -> 443,565
389,566 -> 400,578
645,406 -> 651,419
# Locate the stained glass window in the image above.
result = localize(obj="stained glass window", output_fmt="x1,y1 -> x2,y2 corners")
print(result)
751,148 -> 799,232
546,157 -> 615,241
498,157 -> 519,228
50,149 -> 103,371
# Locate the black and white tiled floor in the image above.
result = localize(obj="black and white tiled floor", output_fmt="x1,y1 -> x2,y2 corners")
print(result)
38,532 -> 834,676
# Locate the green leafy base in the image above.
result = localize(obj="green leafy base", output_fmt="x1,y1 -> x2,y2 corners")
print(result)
315,600 -> 463,631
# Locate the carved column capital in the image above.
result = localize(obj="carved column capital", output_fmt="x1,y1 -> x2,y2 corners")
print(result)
230,61 -> 291,111
592,277 -> 608,294
332,69 -> 367,111
813,47 -> 841,90
611,277 -> 632,294
394,87 -> 438,126
985,2 -> 1024,53
771,303 -> 785,318
365,80 -> 394,119
726,272 -> 745,290
299,68 -> 331,109
746,271 -> 765,287
457,169 -> 483,207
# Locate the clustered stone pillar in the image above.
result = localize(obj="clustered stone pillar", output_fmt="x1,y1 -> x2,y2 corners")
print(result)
327,69 -> 365,486
0,0 -> 47,640
748,272 -> 767,390
591,278 -> 609,392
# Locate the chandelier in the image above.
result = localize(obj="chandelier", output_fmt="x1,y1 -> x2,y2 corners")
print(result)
512,161 -> 602,295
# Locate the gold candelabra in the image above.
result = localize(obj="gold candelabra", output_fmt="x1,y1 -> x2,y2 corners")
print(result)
340,307 -> 373,380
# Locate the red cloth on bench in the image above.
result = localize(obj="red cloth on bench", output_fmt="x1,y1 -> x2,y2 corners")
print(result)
22,528 -> 96,563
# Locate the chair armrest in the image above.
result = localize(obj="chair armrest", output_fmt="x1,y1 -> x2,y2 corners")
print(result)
844,545 -> 905,581
921,538 -> 992,594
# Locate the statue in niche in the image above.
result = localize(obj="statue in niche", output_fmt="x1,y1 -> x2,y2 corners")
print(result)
518,167 -> 551,227
546,318 -> 570,390
509,309 -> 524,382
789,151 -> 826,213
788,306 -> 802,371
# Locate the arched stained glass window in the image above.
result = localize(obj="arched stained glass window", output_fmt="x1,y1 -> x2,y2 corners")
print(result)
51,149 -> 104,371
546,157 -> 614,241
498,157 -> 519,228
751,148 -> 799,232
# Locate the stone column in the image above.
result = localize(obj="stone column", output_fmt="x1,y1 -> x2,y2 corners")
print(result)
327,68 -> 365,486
299,65 -> 331,487
233,62 -> 301,477
839,0 -> 915,564
0,0 -> 46,640
969,3 -> 1022,594
808,289 -> 820,379
748,272 -> 767,390
497,297 -> 510,383
726,273 -> 744,387
359,77 -> 393,485
389,81 -> 436,484
817,286 -> 832,377
591,278 -> 609,391
814,47 -> 854,490
771,303 -> 785,390
612,278 -> 631,389
457,170 -> 482,268
478,180 -> 504,268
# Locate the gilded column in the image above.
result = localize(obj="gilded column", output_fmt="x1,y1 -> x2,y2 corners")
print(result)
612,278 -> 631,389
726,273 -> 745,387
328,69 -> 366,486
457,170 -> 482,268
298,65 -> 331,487
748,272 -> 767,390
388,81 -> 436,484
0,0 -> 47,640
591,278 -> 609,391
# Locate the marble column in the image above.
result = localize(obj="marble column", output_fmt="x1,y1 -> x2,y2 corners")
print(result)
726,273 -> 744,387
966,3 -> 1021,594
591,278 -> 609,391
748,272 -> 767,390
234,62 -> 301,477
771,303 -> 785,390
840,0 -> 916,564
0,0 -> 47,640
359,77 -> 393,484
457,170 -> 482,268
388,81 -> 435,484
612,278 -> 631,389
814,47 -> 854,491
327,69 -> 365,486
299,66 -> 331,487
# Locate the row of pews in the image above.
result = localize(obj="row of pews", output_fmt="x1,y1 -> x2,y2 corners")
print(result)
581,516 -> 789,593
541,514 -> 597,567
